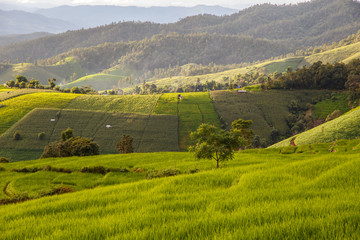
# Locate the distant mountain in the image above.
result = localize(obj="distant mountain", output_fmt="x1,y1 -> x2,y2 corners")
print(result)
0,9 -> 78,35
1,0 -> 360,62
0,32 -> 53,47
35,5 -> 238,27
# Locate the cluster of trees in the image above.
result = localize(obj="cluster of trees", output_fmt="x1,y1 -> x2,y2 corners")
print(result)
41,128 -> 100,158
41,128 -> 135,159
5,75 -> 97,94
262,59 -> 360,97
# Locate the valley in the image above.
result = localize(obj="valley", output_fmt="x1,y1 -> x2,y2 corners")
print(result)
1,0 -> 360,239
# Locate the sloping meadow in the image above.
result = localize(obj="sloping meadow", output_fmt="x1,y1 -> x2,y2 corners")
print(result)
0,149 -> 359,239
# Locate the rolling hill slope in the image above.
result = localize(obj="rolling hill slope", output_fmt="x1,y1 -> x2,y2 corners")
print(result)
0,148 -> 360,239
271,106 -> 360,148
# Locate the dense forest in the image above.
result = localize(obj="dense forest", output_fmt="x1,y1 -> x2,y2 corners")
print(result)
1,0 -> 360,63
38,33 -> 290,75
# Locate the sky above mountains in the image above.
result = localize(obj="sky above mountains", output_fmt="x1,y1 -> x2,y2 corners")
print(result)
1,0 -> 307,9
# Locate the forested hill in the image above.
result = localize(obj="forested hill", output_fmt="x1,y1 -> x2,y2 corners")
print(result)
1,0 -> 360,62
43,33 -> 290,73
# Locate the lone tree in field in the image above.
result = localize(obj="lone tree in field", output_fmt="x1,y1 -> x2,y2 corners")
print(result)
231,118 -> 253,149
189,124 -> 243,168
117,135 -> 134,154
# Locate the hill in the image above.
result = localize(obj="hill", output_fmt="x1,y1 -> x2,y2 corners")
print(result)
0,92 -> 220,160
36,5 -> 238,27
0,32 -> 52,47
1,146 -> 360,238
0,9 -> 76,36
1,0 -> 359,62
0,108 -> 179,154
271,105 -> 360,148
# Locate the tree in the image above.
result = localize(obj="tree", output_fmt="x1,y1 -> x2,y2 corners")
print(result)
189,124 -> 243,168
71,86 -> 81,94
117,135 -> 134,153
61,127 -> 73,141
231,118 -> 253,149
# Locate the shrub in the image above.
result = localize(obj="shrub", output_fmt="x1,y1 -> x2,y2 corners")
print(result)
13,131 -> 21,140
117,135 -> 134,154
0,157 -> 9,163
81,166 -> 107,175
146,169 -> 180,179
41,137 -> 99,158
0,167 -> 5,171
38,132 -> 46,140
61,127 -> 73,141
280,146 -> 298,154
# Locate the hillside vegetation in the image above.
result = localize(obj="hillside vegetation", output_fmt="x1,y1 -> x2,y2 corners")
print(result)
1,146 -> 360,239
0,108 -> 179,156
155,92 -> 220,149
0,92 -> 78,134
1,0 -> 359,63
210,90 -> 332,144
271,105 -> 360,148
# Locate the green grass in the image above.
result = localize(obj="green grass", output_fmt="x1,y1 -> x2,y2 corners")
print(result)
210,90 -> 329,143
302,41 -> 360,66
271,106 -> 360,147
0,108 -> 179,160
313,93 -> 351,119
65,94 -> 160,114
61,73 -> 126,91
155,92 -> 220,149
1,147 -> 360,239
0,92 -> 78,134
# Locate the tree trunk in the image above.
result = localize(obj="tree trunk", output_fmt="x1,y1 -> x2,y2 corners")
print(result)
216,160 -> 219,168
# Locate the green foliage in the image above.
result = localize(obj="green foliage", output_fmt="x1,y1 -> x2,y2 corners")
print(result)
41,136 -> 99,159
0,157 -> 9,163
117,135 -> 134,154
189,123 -> 242,168
271,106 -> 360,147
38,132 -> 46,140
61,127 -> 73,141
211,90 -> 329,145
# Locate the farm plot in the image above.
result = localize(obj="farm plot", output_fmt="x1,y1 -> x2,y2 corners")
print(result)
155,92 -> 220,149
210,90 -> 330,144
0,108 -> 179,160
0,92 -> 78,134
65,94 -> 160,114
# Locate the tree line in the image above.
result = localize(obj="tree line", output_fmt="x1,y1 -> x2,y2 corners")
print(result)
262,59 -> 360,99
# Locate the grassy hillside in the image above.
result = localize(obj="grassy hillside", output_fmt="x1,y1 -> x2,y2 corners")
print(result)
0,108 -> 179,156
271,106 -> 360,148
61,73 -> 126,91
65,94 -> 160,114
302,41 -> 360,66
155,92 -> 220,149
1,146 -> 360,239
0,58 -> 90,86
210,90 -> 331,144
0,92 -> 78,135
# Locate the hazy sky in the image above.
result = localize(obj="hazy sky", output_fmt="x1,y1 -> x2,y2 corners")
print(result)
1,0 -> 308,9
